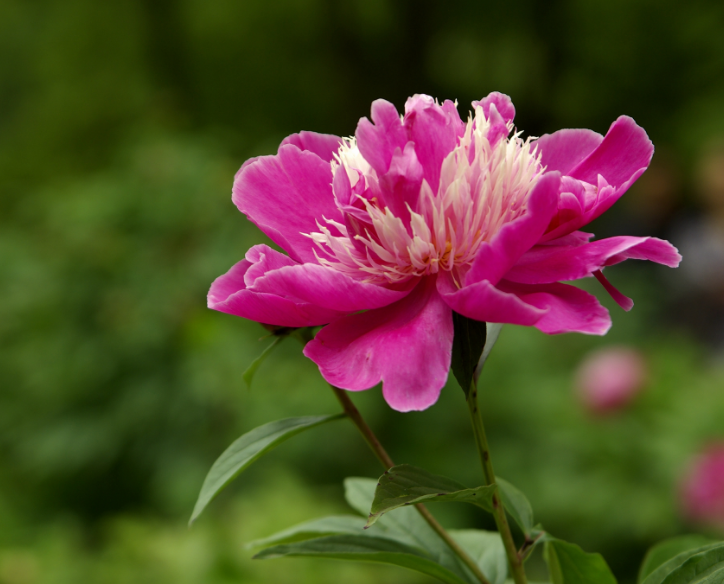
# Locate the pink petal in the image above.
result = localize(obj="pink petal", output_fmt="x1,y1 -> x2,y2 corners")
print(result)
465,172 -> 561,286
474,92 -> 516,124
533,129 -> 603,175
356,99 -> 408,176
403,95 -> 466,193
506,236 -> 682,284
498,281 -> 612,335
304,278 -> 453,412
437,272 -> 545,326
378,142 -> 424,221
249,263 -> 411,312
280,131 -> 343,163
593,270 -> 634,311
233,144 -> 342,264
243,244 -> 298,287
208,255 -> 345,327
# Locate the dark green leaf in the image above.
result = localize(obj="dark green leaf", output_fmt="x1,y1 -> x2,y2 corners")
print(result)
452,312 -> 487,396
497,477 -> 534,535
641,543 -> 724,584
657,543 -> 724,584
190,414 -> 345,524
366,464 -> 497,527
639,536 -> 715,583
253,534 -> 473,584
242,336 -> 283,389
544,538 -> 617,584
245,515 -> 368,549
449,529 -> 508,584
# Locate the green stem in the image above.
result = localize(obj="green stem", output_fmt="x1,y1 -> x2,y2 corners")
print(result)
466,383 -> 528,584
329,384 -> 491,584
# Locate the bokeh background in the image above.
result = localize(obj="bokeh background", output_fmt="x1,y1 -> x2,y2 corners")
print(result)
2,0 -> 724,582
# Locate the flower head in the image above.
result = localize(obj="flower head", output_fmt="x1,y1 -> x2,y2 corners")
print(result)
681,443 -> 724,531
209,93 -> 681,411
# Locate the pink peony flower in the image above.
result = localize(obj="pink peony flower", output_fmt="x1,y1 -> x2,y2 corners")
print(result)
574,346 -> 648,413
681,443 -> 724,530
209,93 -> 681,411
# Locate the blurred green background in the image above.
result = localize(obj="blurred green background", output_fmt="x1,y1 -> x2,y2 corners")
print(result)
2,0 -> 724,582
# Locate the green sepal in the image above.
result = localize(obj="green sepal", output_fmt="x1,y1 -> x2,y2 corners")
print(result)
451,312 -> 487,396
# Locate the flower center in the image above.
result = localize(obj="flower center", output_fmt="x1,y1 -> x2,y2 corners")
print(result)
306,105 -> 545,286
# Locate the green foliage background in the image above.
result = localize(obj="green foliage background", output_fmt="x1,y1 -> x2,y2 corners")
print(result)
1,0 -> 724,582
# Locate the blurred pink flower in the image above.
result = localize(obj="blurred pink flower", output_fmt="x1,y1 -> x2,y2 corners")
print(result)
681,443 -> 724,530
209,93 -> 680,411
575,346 -> 648,413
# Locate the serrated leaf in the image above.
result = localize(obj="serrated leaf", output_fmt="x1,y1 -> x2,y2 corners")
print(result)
655,542 -> 724,584
344,477 -> 482,584
245,515 -> 368,549
367,464 -> 496,527
544,538 -> 617,584
641,543 -> 724,584
497,477 -> 534,535
452,312 -> 487,396
190,414 -> 345,524
639,536 -> 716,583
253,534 -> 473,584
242,336 -> 283,389
450,529 -> 508,584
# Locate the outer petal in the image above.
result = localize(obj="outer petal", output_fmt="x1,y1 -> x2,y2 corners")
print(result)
465,172 -> 561,286
437,272 -> 545,326
533,129 -> 603,175
304,277 -> 452,412
497,281 -> 612,335
356,99 -> 408,176
505,236 -> 682,284
208,245 -> 345,327
280,131 -> 343,162
233,144 -> 342,263
249,263 -> 411,312
403,95 -> 465,193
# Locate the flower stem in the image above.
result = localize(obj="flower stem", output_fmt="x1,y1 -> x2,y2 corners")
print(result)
466,383 -> 527,584
329,384 -> 491,584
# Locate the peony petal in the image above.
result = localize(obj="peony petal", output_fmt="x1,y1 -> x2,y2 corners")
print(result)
304,278 -> 453,412
533,129 -> 603,175
506,236 -> 682,284
233,144 -> 342,263
465,172 -> 561,286
243,244 -> 298,287
280,131 -> 343,162
593,270 -> 634,311
497,281 -> 612,335
437,272 -> 545,326
250,263 -> 411,312
356,99 -> 408,176
569,116 -> 653,188
403,95 -> 466,193
474,92 -> 516,124
208,257 -> 345,327
378,142 -> 424,221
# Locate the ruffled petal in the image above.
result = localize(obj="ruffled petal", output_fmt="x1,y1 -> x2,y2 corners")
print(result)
497,281 -> 611,335
437,272 -> 545,326
356,99 -> 408,176
465,172 -> 561,286
280,131 -> 343,162
233,144 -> 342,263
474,92 -> 516,124
304,277 -> 453,412
533,129 -> 603,175
403,95 -> 466,193
208,246 -> 346,327
506,236 -> 682,284
249,262 -> 411,312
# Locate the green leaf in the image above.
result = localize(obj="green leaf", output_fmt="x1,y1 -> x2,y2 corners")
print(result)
366,464 -> 497,527
344,477 -> 482,584
190,414 -> 345,525
242,336 -> 283,389
639,536 -> 716,583
253,534 -> 473,584
544,538 -> 617,584
245,515 -> 368,549
653,543 -> 724,584
641,543 -> 724,584
497,477 -> 534,535
452,312 -> 487,396
449,529 -> 508,584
